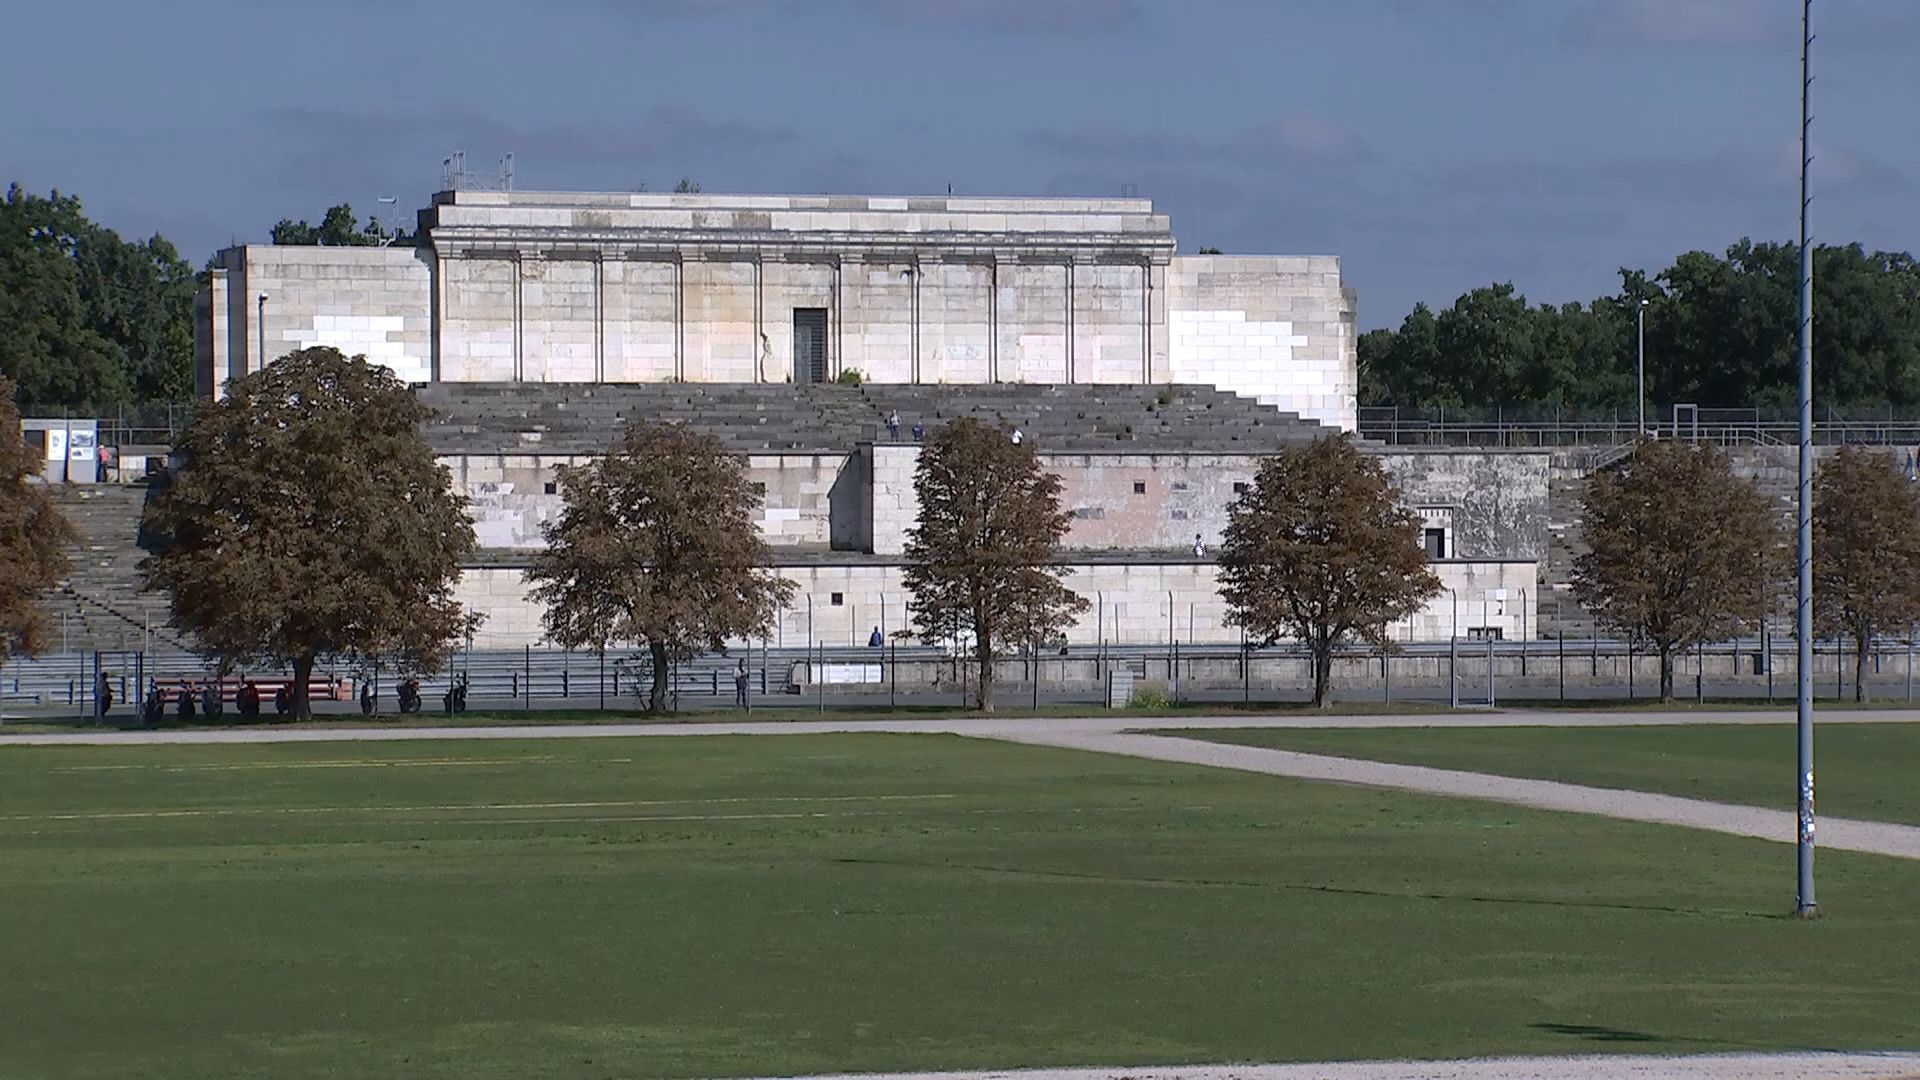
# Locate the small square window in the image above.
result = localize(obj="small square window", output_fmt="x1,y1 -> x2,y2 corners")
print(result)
1171,481 -> 1189,492
830,592 -> 844,606
543,481 -> 558,495
1232,482 -> 1249,495
1132,481 -> 1147,495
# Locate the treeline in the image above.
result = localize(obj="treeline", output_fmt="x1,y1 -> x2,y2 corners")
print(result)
1360,240 -> 1920,411
0,185 -> 197,410
2,184 -> 406,412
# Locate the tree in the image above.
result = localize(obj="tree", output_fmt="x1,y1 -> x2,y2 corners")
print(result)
1217,435 -> 1441,708
525,421 -> 793,714
270,203 -> 412,247
140,347 -> 475,720
903,418 -> 1087,712
1814,447 -> 1920,702
0,376 -> 76,667
671,178 -> 702,194
0,185 -> 195,409
1572,440 -> 1780,701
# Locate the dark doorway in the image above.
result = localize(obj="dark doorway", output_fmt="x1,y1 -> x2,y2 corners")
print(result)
793,308 -> 829,384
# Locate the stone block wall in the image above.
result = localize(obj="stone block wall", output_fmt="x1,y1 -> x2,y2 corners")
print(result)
1168,255 -> 1355,430
450,555 -> 1539,650
867,444 -> 922,555
204,246 -> 433,395
447,451 -> 859,551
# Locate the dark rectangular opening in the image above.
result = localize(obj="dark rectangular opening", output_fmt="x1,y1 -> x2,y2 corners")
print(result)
1423,528 -> 1447,560
829,592 -> 844,607
793,308 -> 829,384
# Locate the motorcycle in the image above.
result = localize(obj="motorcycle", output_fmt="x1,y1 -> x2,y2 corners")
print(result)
396,678 -> 422,714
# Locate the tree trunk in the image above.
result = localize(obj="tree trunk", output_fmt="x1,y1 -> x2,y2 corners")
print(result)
1312,636 -> 1334,709
1658,646 -> 1675,703
1854,629 -> 1871,704
975,624 -> 994,713
291,652 -> 315,722
648,641 -> 670,714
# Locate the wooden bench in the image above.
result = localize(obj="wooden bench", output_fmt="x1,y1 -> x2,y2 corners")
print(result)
147,676 -> 349,704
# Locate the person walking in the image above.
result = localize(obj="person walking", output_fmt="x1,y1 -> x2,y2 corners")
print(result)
867,626 -> 884,647
911,422 -> 925,442
1192,533 -> 1206,558
95,671 -> 114,720
177,683 -> 196,721
734,661 -> 751,712
886,410 -> 901,440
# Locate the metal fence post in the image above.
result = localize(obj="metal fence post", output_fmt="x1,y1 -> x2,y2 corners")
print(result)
524,644 -> 532,711
1486,634 -> 1496,708
1449,635 -> 1458,708
1558,633 -> 1565,701
1696,645 -> 1705,703
598,648 -> 606,710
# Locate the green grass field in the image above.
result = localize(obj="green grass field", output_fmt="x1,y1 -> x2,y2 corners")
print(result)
3,734 -> 1918,1079
1173,723 -> 1920,826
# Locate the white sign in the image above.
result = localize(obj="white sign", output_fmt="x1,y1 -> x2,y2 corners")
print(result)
46,428 -> 66,462
68,430 -> 96,461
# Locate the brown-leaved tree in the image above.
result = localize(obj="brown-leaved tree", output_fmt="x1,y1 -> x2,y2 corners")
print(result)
141,347 -> 476,719
1572,439 -> 1780,702
0,376 -> 77,668
1815,446 -> 1920,702
526,421 -> 793,714
1217,435 -> 1441,708
903,418 -> 1087,712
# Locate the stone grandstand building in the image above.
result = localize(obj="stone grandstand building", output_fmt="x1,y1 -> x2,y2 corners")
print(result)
192,189 -> 1546,650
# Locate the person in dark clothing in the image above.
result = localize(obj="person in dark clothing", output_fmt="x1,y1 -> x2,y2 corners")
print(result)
238,678 -> 262,719
95,672 -> 114,720
201,681 -> 223,720
143,681 -> 165,727
177,684 -> 196,721
274,684 -> 291,718
360,680 -> 376,716
868,626 -> 883,647
911,422 -> 925,442
734,661 -> 750,711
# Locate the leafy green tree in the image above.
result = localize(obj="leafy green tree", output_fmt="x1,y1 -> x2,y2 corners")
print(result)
1814,447 -> 1920,702
271,203 -> 412,247
526,421 -> 793,714
141,347 -> 475,719
0,184 -> 194,409
1572,440 -> 1780,701
1361,240 -> 1920,411
903,418 -> 1087,712
1217,435 -> 1441,708
0,376 -> 77,670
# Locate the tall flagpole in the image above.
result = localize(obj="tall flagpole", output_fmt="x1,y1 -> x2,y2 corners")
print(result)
1794,0 -> 1818,918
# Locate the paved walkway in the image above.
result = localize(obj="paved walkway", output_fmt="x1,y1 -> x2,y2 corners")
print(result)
758,1054 -> 1920,1080
7,710 -> 1920,860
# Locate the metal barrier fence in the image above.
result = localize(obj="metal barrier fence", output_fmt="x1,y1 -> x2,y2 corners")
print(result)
1358,405 -> 1920,450
6,633 -> 1920,720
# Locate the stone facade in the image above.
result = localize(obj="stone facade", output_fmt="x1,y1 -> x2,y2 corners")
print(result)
452,558 -> 1537,652
198,191 -> 1357,430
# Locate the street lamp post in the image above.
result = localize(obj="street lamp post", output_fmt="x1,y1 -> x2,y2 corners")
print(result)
1636,298 -> 1649,437
1793,0 -> 1818,918
256,292 -> 269,376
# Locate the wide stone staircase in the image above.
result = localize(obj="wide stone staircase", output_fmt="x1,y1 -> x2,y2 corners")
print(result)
39,485 -> 187,654
416,382 -> 1333,456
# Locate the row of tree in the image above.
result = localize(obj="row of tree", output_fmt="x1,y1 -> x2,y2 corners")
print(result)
8,348 -> 1920,714
1360,240 -> 1920,410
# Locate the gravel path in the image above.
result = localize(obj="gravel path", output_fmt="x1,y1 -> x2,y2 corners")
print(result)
756,1055 -> 1920,1080
7,709 -> 1918,859
998,729 -> 1920,860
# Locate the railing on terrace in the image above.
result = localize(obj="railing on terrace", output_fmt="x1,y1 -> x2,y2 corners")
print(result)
1358,405 -> 1920,450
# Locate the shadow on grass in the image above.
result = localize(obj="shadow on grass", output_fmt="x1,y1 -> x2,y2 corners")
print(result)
832,856 -> 1786,921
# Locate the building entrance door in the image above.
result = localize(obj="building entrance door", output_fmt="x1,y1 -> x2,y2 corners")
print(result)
793,308 -> 828,383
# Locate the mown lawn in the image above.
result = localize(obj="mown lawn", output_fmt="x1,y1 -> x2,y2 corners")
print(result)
2,733 -> 1917,1079
1172,722 -> 1920,826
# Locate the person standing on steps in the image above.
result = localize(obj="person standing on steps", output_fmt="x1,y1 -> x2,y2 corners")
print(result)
886,410 -> 901,440
1010,427 -> 1023,445
911,422 -> 925,442
1192,533 -> 1206,558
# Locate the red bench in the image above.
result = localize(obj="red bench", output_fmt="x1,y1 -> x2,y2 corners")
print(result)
148,676 -> 349,704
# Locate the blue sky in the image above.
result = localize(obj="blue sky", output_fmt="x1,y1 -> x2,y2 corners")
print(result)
4,0 -> 1915,328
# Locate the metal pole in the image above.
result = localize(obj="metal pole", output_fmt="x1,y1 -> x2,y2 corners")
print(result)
1558,632 -> 1565,701
1448,635 -> 1458,708
1907,627 -> 1913,704
1637,299 -> 1648,436
524,644 -> 531,711
1793,0 -> 1817,916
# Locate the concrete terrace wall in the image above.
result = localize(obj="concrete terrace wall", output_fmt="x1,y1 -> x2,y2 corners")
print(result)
451,559 -> 1537,651
1168,255 -> 1356,431
203,246 -> 433,395
447,452 -> 859,550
